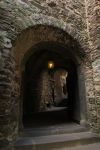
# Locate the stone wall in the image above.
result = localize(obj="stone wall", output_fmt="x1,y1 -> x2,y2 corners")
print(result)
0,0 -> 100,149
85,0 -> 100,132
0,0 -> 87,48
38,69 -> 68,111
38,71 -> 52,111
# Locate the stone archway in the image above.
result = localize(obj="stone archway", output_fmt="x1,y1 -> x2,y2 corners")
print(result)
0,1 -> 100,150
0,3 -> 97,146
21,42 -> 83,126
0,22 -> 95,148
11,25 -> 87,130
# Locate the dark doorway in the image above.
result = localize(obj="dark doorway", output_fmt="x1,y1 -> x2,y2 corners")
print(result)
22,43 -> 80,128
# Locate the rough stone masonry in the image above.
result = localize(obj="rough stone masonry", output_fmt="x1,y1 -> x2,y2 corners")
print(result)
0,0 -> 100,149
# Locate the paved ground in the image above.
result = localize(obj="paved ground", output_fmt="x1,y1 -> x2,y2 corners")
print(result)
48,143 -> 100,150
49,143 -> 100,150
59,143 -> 100,150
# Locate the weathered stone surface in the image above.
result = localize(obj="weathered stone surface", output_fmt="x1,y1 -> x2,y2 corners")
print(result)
0,0 -> 100,149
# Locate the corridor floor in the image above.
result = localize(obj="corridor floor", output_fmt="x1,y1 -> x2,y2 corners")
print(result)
15,107 -> 100,150
22,107 -> 86,137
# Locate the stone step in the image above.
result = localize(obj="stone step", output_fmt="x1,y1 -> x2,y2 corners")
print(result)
65,143 -> 100,150
23,123 -> 87,137
14,132 -> 100,150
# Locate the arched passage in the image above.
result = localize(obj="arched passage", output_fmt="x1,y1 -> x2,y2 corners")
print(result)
11,25 -> 87,132
20,40 -> 86,127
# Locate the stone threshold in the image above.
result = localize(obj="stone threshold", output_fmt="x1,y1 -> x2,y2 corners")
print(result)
15,131 -> 100,150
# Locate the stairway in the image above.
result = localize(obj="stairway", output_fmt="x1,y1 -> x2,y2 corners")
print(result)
15,109 -> 100,150
14,127 -> 100,150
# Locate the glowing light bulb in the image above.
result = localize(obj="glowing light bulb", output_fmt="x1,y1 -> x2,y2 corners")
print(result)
48,61 -> 54,69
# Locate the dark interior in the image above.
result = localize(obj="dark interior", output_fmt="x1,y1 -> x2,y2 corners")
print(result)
22,42 -> 80,127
